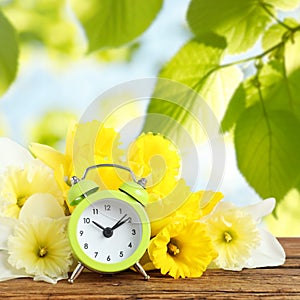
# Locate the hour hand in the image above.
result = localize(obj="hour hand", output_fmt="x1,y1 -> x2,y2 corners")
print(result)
92,220 -> 105,231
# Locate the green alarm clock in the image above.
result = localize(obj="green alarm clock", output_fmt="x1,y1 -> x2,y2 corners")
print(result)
67,164 -> 151,283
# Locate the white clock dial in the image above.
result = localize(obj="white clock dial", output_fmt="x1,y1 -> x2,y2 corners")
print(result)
76,198 -> 143,264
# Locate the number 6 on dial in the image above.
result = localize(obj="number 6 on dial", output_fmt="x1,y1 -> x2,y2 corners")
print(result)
67,164 -> 151,283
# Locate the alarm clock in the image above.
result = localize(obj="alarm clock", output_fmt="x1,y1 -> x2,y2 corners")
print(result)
67,164 -> 151,283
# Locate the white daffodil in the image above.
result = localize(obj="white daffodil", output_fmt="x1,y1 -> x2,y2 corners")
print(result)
203,198 -> 285,271
0,194 -> 73,284
0,138 -> 64,218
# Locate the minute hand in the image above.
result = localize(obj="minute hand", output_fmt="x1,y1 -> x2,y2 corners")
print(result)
111,215 -> 131,230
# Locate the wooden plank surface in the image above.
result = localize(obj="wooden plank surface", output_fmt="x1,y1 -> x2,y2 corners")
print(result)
0,238 -> 299,299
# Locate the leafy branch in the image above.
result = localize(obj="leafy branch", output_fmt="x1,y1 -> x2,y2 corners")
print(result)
259,0 -> 294,31
146,0 -> 300,209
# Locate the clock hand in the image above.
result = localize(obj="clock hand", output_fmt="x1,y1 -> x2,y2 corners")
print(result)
93,220 -> 113,238
92,220 -> 105,231
111,214 -> 130,230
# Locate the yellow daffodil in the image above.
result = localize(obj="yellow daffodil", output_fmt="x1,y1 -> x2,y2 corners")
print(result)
30,121 -> 125,211
128,132 -> 181,200
7,217 -> 72,282
205,201 -> 261,270
148,178 -> 223,236
148,219 -> 217,278
0,160 -> 64,218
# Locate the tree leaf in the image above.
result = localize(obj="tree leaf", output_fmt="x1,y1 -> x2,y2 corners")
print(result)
71,0 -> 163,52
221,83 -> 246,133
3,0 -> 77,54
222,43 -> 300,133
159,34 -> 227,88
235,104 -> 300,201
266,0 -> 300,10
187,0 -> 273,54
143,35 -> 242,144
256,53 -> 300,120
284,31 -> 300,75
0,10 -> 18,96
262,18 -> 299,50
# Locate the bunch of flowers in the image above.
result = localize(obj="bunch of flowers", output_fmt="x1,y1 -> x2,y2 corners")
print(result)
0,121 -> 285,283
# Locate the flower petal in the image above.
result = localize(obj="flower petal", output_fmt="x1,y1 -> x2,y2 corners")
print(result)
0,217 -> 17,250
33,273 -> 68,284
0,138 -> 32,173
29,143 -> 66,172
19,193 -> 65,220
0,250 -> 29,281
242,198 -> 276,222
245,228 -> 286,268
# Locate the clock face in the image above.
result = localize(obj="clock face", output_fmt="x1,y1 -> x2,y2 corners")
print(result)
68,188 -> 151,273
76,198 -> 143,265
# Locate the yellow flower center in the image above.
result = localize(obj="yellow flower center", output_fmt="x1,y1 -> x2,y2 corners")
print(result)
224,231 -> 233,243
38,247 -> 48,257
17,195 -> 28,208
167,241 -> 180,256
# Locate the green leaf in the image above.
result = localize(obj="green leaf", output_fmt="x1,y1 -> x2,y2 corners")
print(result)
187,0 -> 273,54
262,18 -> 299,50
144,35 -> 242,144
3,0 -> 77,54
265,0 -> 300,10
71,0 -> 163,52
222,49 -> 300,133
284,31 -> 300,75
159,35 -> 226,88
0,10 -> 18,96
257,54 -> 300,120
159,35 -> 242,122
221,83 -> 246,133
235,104 -> 300,201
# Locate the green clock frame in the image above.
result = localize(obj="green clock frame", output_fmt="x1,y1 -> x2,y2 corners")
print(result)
68,189 -> 151,273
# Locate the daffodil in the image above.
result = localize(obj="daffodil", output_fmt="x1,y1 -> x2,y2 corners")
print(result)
30,121 -> 125,202
128,132 -> 181,200
0,194 -> 73,284
204,198 -> 286,271
147,178 -> 223,236
148,219 -> 217,278
7,217 -> 72,282
0,159 -> 64,219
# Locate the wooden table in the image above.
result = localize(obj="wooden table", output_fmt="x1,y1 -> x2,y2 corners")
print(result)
1,238 -> 299,299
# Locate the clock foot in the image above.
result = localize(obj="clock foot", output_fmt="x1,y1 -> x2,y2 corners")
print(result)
68,262 -> 85,284
134,262 -> 150,280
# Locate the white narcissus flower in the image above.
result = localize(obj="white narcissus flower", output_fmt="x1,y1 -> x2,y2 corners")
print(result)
0,138 -> 61,220
0,195 -> 73,284
0,138 -> 64,219
203,198 -> 285,271
7,217 -> 72,283
0,160 -> 64,218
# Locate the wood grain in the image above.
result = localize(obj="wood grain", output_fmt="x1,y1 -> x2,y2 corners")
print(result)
0,238 -> 299,299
